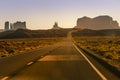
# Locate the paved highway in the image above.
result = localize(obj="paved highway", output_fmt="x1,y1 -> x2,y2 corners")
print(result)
0,32 -> 120,80
0,44 -> 61,79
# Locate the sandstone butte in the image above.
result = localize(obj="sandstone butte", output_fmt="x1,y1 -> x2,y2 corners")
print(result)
75,15 -> 120,30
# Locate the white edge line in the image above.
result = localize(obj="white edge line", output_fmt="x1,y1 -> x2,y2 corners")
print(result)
1,62 -> 34,80
73,44 -> 107,80
1,76 -> 9,80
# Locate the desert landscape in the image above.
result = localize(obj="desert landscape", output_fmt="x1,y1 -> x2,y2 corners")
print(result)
0,0 -> 120,80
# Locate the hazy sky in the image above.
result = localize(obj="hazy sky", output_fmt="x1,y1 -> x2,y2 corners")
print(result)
0,0 -> 120,29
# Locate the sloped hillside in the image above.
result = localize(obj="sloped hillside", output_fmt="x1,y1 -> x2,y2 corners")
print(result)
72,29 -> 120,36
0,29 -> 70,39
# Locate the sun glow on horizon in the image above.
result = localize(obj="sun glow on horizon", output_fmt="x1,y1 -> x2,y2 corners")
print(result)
0,0 -> 120,29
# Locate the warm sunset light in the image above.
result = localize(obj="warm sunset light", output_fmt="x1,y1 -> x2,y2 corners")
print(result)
0,0 -> 120,29
0,0 -> 120,80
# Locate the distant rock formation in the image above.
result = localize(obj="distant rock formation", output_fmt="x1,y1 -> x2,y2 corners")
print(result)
4,21 -> 26,31
4,21 -> 9,31
10,21 -> 26,30
52,22 -> 62,29
75,15 -> 120,30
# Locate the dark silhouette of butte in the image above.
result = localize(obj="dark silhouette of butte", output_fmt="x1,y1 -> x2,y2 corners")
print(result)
52,22 -> 62,29
4,21 -> 26,31
75,15 -> 120,30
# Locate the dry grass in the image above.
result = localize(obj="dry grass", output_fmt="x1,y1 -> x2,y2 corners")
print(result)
73,36 -> 120,70
0,38 -> 65,58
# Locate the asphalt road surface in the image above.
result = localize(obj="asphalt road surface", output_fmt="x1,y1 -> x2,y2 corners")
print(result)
0,32 -> 120,80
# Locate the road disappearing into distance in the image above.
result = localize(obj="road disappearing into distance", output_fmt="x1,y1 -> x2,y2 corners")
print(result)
0,30 -> 120,80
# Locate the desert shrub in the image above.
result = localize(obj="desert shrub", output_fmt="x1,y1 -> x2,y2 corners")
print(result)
6,48 -> 14,54
73,37 -> 120,61
0,38 -> 65,58
103,52 -> 113,59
